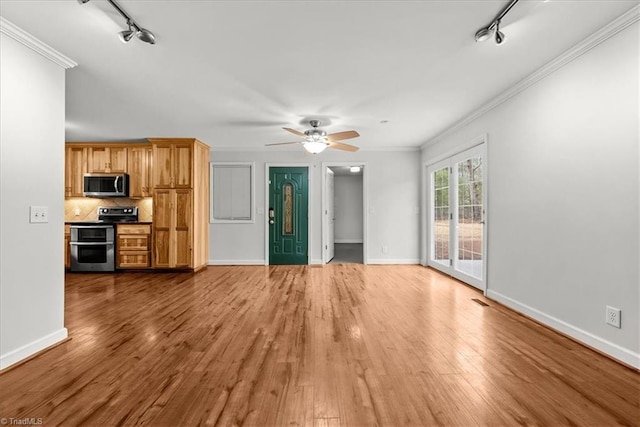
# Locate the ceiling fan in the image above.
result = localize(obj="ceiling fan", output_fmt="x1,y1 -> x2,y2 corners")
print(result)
265,120 -> 360,154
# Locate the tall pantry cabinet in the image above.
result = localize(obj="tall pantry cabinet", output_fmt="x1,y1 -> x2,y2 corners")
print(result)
149,138 -> 210,271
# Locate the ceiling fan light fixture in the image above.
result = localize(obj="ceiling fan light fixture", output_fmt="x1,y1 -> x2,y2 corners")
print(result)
303,140 -> 328,154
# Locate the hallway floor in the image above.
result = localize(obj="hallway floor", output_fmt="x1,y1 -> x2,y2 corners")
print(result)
329,243 -> 363,264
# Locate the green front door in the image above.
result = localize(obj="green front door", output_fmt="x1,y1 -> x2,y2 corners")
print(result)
269,167 -> 308,265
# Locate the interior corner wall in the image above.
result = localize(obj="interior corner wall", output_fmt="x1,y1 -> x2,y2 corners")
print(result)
209,150 -> 421,265
334,175 -> 364,243
0,33 -> 68,369
422,22 -> 639,367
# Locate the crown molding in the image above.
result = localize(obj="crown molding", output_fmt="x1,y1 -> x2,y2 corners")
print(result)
0,17 -> 77,69
422,4 -> 640,149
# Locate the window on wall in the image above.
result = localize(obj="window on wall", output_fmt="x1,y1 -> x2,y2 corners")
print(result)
210,162 -> 254,223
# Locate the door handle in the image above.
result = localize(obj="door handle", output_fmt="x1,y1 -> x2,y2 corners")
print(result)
268,208 -> 275,225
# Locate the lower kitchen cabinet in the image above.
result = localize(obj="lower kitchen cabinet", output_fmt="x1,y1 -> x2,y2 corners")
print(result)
116,224 -> 151,269
153,189 -> 192,268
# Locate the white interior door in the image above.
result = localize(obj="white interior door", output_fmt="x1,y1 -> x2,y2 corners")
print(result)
428,144 -> 486,290
326,168 -> 335,262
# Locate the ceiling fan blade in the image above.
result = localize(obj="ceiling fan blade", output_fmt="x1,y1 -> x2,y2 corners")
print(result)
329,141 -> 359,152
265,141 -> 301,146
326,130 -> 360,142
283,127 -> 305,137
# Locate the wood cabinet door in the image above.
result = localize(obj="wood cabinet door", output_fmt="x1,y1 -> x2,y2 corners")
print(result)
174,190 -> 192,267
64,225 -> 70,269
153,144 -> 173,188
108,147 -> 128,173
127,146 -> 152,198
153,189 -> 173,268
65,146 -> 86,197
87,147 -> 110,173
117,252 -> 150,268
173,144 -> 192,188
87,147 -> 127,173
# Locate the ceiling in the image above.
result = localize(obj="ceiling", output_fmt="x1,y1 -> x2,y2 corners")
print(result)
0,1 -> 636,151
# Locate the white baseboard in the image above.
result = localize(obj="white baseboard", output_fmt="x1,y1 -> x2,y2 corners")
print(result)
335,239 -> 363,244
310,258 -> 324,265
367,259 -> 421,265
0,328 -> 68,370
208,259 -> 265,266
487,290 -> 640,369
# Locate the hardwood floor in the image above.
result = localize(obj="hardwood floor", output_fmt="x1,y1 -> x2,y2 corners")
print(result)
1,265 -> 638,426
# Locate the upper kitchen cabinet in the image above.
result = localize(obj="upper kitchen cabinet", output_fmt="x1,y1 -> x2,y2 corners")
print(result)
127,145 -> 153,198
87,146 -> 127,174
65,145 -> 87,197
151,139 -> 192,188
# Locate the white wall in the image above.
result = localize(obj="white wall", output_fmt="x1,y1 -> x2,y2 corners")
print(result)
333,174 -> 363,243
0,28 -> 72,368
422,22 -> 639,367
210,149 -> 420,264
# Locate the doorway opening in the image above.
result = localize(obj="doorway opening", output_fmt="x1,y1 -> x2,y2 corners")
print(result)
322,163 -> 367,264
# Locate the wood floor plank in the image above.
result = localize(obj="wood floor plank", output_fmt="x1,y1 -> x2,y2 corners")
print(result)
0,265 -> 637,426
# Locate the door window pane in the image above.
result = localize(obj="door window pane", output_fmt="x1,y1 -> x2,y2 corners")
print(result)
456,157 -> 483,280
432,167 -> 449,265
283,183 -> 294,235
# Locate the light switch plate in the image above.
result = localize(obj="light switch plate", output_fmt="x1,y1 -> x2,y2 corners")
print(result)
30,206 -> 49,223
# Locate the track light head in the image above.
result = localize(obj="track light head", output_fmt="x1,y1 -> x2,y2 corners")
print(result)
118,21 -> 135,43
475,27 -> 493,43
136,28 -> 156,44
79,0 -> 156,45
494,20 -> 506,44
473,0 -> 519,45
118,29 -> 134,43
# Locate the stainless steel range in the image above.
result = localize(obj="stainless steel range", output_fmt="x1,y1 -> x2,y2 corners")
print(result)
69,207 -> 139,272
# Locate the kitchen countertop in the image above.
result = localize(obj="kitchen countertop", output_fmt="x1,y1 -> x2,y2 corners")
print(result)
65,221 -> 153,225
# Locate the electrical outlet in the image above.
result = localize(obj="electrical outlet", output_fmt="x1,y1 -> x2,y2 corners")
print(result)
382,246 -> 388,254
29,206 -> 49,223
606,306 -> 621,328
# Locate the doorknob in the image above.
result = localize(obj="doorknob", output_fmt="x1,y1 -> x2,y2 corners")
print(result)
268,208 -> 275,225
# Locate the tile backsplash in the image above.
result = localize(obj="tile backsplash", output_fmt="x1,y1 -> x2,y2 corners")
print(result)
65,197 -> 153,222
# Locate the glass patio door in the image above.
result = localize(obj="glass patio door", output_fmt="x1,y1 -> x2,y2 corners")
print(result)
428,144 -> 485,290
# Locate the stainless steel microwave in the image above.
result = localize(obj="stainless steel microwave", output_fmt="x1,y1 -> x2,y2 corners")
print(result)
83,174 -> 129,197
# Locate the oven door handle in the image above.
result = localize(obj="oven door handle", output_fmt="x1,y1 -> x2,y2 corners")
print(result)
70,225 -> 113,229
70,242 -> 114,246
